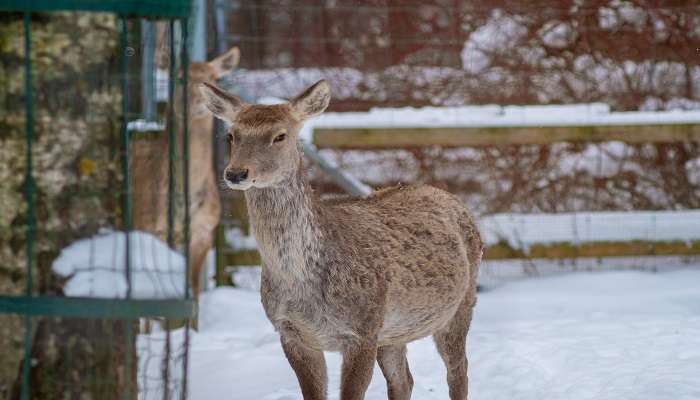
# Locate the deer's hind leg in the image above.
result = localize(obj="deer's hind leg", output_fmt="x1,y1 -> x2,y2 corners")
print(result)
188,230 -> 213,302
281,335 -> 327,400
340,341 -> 378,400
433,293 -> 476,400
377,344 -> 413,400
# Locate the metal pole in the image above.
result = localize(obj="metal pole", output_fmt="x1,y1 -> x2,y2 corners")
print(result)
141,20 -> 156,121
167,20 -> 177,247
214,0 -> 226,56
213,0 -> 227,174
301,142 -> 372,197
191,0 -> 206,62
190,0 -> 209,294
162,19 -> 179,400
212,0 -> 227,288
120,17 -> 133,297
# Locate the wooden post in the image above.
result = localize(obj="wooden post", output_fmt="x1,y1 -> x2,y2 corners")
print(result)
214,224 -> 231,287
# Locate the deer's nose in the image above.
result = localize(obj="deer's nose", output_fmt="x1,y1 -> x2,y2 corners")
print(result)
225,168 -> 249,184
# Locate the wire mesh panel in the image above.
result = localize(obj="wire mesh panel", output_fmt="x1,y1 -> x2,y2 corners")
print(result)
210,1 -> 700,286
0,2 -> 195,399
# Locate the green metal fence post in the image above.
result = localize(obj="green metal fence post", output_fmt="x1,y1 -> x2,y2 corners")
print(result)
20,12 -> 34,400
182,17 -> 191,302
161,19 -> 179,400
119,16 -> 134,400
181,17 -> 191,400
120,18 -> 133,298
167,19 -> 177,248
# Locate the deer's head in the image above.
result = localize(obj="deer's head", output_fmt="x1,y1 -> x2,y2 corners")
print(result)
199,80 -> 331,190
188,47 -> 240,116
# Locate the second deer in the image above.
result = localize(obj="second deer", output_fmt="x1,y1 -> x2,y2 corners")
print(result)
131,47 -> 240,300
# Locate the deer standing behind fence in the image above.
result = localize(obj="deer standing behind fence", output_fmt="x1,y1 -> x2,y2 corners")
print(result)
200,79 -> 484,400
131,47 -> 240,301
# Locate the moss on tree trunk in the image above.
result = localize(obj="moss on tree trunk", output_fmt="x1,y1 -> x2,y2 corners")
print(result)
0,12 -> 137,398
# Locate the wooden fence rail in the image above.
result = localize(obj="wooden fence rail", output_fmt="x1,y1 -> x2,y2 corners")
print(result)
313,124 -> 700,149
221,239 -> 700,269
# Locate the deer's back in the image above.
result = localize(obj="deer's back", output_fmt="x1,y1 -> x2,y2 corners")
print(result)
321,184 -> 481,344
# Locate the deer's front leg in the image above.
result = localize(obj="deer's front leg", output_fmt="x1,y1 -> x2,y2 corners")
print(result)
340,341 -> 378,400
280,335 -> 327,400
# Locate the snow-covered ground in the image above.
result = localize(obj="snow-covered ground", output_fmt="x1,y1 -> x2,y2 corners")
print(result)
53,230 -> 185,298
160,267 -> 700,400
481,210 -> 700,248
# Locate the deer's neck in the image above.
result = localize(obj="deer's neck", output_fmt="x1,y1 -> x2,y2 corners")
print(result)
245,166 -> 323,281
187,114 -> 214,161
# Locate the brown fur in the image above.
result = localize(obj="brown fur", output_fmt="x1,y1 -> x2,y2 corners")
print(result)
131,47 -> 240,301
236,104 -> 292,127
200,80 -> 483,399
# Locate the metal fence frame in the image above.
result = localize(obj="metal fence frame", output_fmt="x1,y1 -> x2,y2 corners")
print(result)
0,2 -> 196,399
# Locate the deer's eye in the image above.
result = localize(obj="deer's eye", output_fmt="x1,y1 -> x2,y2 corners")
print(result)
226,133 -> 234,143
273,133 -> 287,143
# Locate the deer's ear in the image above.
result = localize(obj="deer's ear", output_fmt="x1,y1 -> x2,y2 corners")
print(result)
208,47 -> 240,80
199,82 -> 245,123
290,80 -> 330,120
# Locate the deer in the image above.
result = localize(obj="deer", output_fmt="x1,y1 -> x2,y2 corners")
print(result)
131,47 -> 240,301
199,79 -> 484,400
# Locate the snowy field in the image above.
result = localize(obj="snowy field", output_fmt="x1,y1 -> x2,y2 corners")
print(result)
172,267 -> 700,400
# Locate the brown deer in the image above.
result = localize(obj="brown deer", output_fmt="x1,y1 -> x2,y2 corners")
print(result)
199,80 -> 483,400
131,47 -> 240,300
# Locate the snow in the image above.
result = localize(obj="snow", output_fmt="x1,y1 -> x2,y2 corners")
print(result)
247,90 -> 700,143
228,61 -> 700,117
138,267 -> 700,399
242,84 -> 700,144
225,228 -> 258,251
462,10 -> 528,74
127,119 -> 165,132
288,101 -> 700,143
225,210 -> 700,255
297,103 -> 700,142
480,210 -> 700,249
477,256 -> 700,289
52,230 -> 185,298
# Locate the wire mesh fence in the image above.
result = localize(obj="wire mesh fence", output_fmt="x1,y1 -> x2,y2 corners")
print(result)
209,0 -> 700,286
0,3 -> 195,399
2,1 -> 699,397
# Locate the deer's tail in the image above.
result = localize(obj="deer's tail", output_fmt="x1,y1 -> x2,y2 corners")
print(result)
459,209 -> 484,269
457,209 -> 484,299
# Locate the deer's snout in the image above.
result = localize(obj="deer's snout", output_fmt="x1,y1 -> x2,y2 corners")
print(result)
225,168 -> 249,184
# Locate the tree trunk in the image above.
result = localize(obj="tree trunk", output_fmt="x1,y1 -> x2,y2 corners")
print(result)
0,12 -> 138,398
